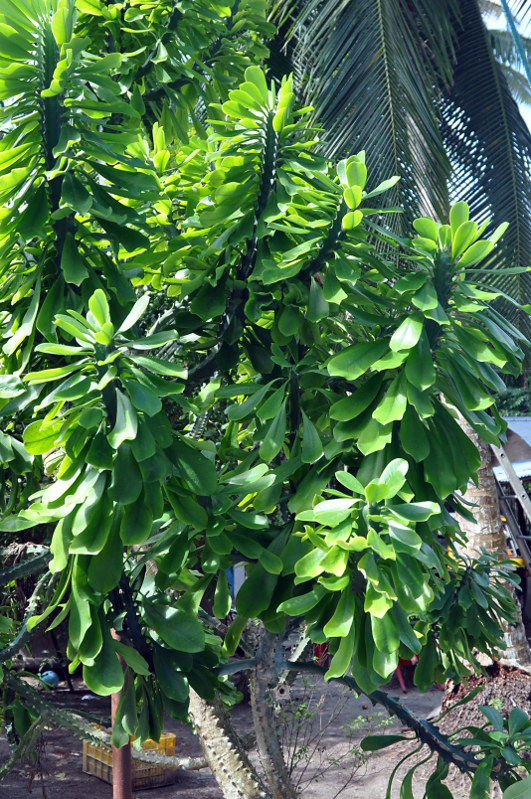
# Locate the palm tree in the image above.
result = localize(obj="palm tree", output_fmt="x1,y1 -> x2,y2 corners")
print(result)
271,0 -> 531,334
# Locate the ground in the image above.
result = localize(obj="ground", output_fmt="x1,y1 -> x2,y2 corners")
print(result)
0,670 -> 491,799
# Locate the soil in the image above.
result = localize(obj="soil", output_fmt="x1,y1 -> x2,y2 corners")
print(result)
0,668 -> 482,799
442,661 -> 531,727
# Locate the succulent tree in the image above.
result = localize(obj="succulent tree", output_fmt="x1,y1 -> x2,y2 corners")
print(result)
1,2 -> 531,797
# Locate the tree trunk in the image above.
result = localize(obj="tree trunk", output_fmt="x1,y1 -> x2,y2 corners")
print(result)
188,625 -> 298,799
456,418 -> 531,670
188,688 -> 271,799
251,630 -> 298,799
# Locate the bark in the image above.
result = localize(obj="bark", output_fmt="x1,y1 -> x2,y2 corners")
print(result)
457,418 -> 531,670
188,687 -> 271,799
251,630 -> 298,799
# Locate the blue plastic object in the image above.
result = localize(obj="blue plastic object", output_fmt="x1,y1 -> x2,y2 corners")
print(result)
40,670 -> 60,687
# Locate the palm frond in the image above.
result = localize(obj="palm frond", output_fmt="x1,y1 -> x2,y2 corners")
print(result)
488,28 -> 531,70
274,0 -> 459,233
508,0 -> 531,24
502,63 -> 531,103
442,0 -> 531,335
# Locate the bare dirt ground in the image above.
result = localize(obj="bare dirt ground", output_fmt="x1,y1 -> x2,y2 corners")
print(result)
0,672 -> 482,799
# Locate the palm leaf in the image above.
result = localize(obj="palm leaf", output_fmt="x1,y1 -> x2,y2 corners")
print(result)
488,28 -> 531,104
442,0 -> 531,336
509,0 -> 531,24
274,0 -> 459,234
488,28 -> 531,70
501,63 -> 531,104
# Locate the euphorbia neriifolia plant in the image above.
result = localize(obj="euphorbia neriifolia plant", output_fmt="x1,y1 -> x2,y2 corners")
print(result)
0,2 -> 529,794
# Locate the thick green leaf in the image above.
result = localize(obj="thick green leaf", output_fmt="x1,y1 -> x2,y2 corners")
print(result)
227,383 -> 271,421
450,201 -> 469,235
301,410 -> 323,463
223,614 -> 248,657
256,386 -> 285,422
87,530 -> 123,594
400,766 -> 415,799
346,157 -> 367,189
307,277 -> 329,321
153,646 -> 188,702
371,610 -> 400,654
452,220 -> 478,259
327,340 -> 388,379
130,354 -> 186,378
68,577 -> 92,650
323,589 -> 355,637
325,619 -> 355,679
298,497 -> 355,526
277,585 -> 327,615
83,625 -> 125,696
0,24 -> 28,60
61,172 -> 92,214
480,704 -> 504,731
458,240 -> 494,268
405,331 -> 435,390
122,379 -> 162,416
61,233 -> 88,285
118,295 -> 150,332
399,405 -> 430,462
335,471 -> 364,495
357,418 -> 393,455
470,755 -> 493,799
330,375 -> 381,421
88,290 -> 110,328
390,315 -> 423,352
235,564 -> 278,617
142,598 -> 205,653
0,375 -> 25,398
172,439 -> 217,495
112,677 -> 136,747
113,641 -> 150,676
120,496 -> 153,544
167,489 -> 207,529
413,635 -> 438,690
388,502 -> 438,522
503,775 -> 531,799
259,401 -> 286,462
109,444 -> 142,505
70,494 -> 114,555
108,390 -> 138,449
372,373 -> 407,424
212,571 -> 231,619
259,548 -> 283,575
360,734 -> 409,751
23,419 -> 63,455
413,218 -> 438,241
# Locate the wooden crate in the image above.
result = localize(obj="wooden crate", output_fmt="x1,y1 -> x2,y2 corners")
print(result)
82,731 -> 177,791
